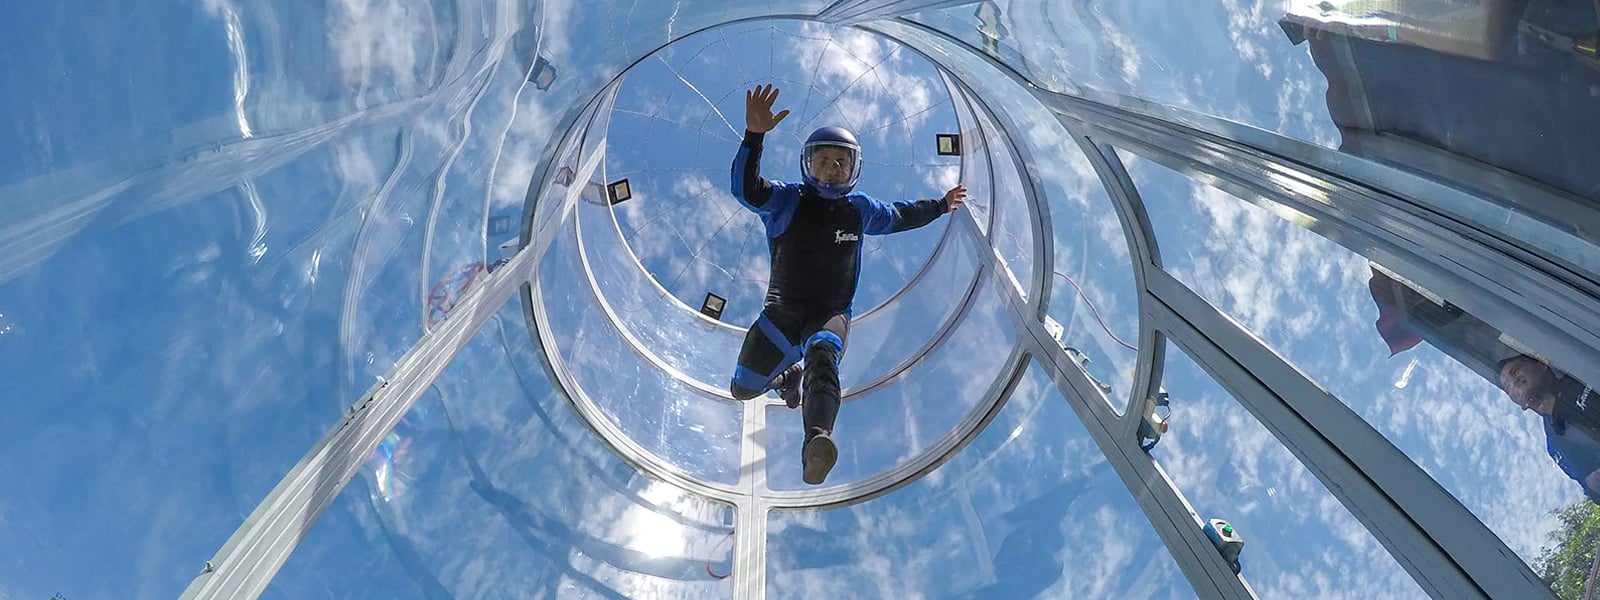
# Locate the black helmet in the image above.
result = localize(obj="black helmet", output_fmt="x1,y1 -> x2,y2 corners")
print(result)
801,126 -> 862,199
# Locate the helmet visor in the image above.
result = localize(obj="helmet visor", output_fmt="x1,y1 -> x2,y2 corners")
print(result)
802,144 -> 860,186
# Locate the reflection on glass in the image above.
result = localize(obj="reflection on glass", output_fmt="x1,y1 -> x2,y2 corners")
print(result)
1498,356 -> 1600,504
909,0 -> 1340,147
768,358 -> 1193,599
272,304 -> 735,599
421,51 -> 531,305
542,219 -> 743,483
1154,345 -> 1425,597
1129,151 -> 1583,579
1285,0 -> 1600,240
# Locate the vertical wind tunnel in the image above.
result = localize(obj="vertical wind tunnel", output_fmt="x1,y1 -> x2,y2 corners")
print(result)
2,1 -> 1598,600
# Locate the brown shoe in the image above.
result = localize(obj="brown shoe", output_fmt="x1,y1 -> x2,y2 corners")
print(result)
802,431 -> 837,485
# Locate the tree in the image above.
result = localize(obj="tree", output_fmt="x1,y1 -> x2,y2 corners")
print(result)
1538,501 -> 1600,599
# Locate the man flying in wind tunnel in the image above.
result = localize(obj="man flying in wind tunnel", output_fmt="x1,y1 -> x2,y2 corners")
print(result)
727,84 -> 967,485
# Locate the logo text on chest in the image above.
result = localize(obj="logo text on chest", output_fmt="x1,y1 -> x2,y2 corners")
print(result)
834,230 -> 860,243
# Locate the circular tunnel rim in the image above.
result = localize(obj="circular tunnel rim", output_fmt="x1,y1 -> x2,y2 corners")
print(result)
523,15 -> 1042,510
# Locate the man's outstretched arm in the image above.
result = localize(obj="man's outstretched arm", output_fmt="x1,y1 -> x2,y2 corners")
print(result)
860,184 -> 967,234
731,84 -> 790,213
732,131 -> 776,211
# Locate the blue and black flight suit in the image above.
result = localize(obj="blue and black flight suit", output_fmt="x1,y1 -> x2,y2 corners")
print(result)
728,130 -> 948,442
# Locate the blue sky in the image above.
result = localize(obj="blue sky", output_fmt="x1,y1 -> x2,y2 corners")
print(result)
0,0 -> 1584,598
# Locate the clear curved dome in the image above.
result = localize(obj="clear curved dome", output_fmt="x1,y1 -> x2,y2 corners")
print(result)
5,1 -> 1598,599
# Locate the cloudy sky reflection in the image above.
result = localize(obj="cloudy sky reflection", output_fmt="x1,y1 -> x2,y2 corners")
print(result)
1,0 -> 1589,598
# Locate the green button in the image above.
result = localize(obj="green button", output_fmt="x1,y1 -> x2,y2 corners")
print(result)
1222,525 -> 1234,536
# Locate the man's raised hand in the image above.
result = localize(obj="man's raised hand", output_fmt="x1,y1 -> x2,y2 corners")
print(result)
746,84 -> 790,134
942,184 -> 968,213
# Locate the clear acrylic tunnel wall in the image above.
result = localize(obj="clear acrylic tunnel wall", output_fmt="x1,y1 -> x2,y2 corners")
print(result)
4,1 -> 1599,599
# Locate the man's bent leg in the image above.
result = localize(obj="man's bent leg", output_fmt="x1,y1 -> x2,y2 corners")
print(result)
729,312 -> 801,401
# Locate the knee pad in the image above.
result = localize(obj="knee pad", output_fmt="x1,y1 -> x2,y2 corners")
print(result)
729,384 -> 764,401
803,330 -> 843,363
730,366 -> 771,400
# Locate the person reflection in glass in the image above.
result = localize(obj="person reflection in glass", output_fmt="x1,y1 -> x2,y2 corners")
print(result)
1500,355 -> 1600,503
726,84 -> 967,485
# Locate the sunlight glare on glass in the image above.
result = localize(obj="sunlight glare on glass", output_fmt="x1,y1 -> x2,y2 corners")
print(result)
1394,355 -> 1420,389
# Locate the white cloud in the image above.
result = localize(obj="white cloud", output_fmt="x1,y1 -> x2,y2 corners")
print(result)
326,0 -> 433,106
1219,0 -> 1275,80
781,23 -> 942,145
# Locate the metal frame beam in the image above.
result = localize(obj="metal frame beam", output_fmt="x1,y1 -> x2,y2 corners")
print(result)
1036,89 -> 1600,389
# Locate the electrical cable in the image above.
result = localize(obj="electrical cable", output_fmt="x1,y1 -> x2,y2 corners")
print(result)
1051,269 -> 1138,351
705,531 -> 735,580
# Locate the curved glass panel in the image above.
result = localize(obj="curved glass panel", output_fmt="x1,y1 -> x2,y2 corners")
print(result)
907,2 -> 1340,147
541,217 -> 743,484
1129,149 -> 1581,580
605,21 -> 960,328
270,305 -> 736,598
873,20 -> 1142,414
943,74 -> 994,237
1035,136 -> 1141,416
942,68 -> 1041,303
577,174 -> 745,390
767,358 -> 1194,598
839,224 -> 983,390
966,83 -> 1036,300
908,2 -> 1600,279
1154,344 -> 1425,597
765,272 -> 1017,491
